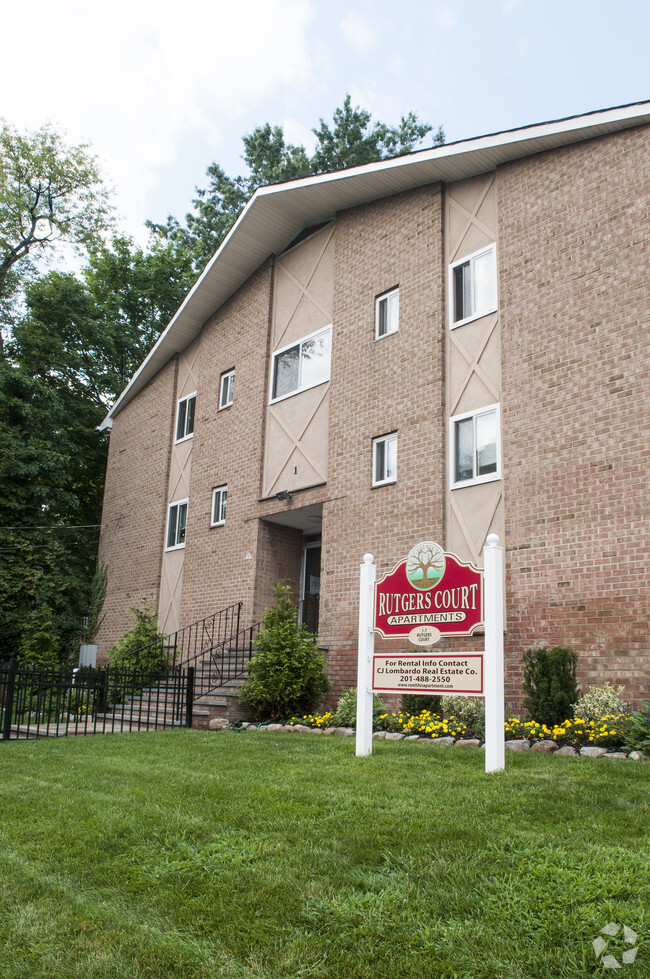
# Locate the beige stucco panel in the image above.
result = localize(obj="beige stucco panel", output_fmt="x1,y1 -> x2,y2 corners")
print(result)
272,225 -> 335,350
177,336 -> 200,399
449,481 -> 504,567
446,173 -> 497,264
159,546 -> 185,635
263,386 -> 329,496
167,437 -> 193,502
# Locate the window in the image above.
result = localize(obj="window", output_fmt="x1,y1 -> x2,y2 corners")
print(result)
450,245 -> 497,327
375,288 -> 399,339
211,485 -> 227,526
271,326 -> 331,402
373,433 -> 397,486
166,499 -> 188,549
451,405 -> 500,487
219,370 -> 234,410
175,393 -> 196,442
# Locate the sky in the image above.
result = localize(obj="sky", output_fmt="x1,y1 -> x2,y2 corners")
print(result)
2,0 -> 650,246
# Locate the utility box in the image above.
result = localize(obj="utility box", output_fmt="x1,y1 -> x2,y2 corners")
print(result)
79,644 -> 97,668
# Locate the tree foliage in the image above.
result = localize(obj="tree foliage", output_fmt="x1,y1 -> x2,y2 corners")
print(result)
522,646 -> 580,726
0,119 -> 112,343
149,95 -> 444,274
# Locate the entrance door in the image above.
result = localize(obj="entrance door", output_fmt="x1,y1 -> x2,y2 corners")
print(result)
301,540 -> 321,635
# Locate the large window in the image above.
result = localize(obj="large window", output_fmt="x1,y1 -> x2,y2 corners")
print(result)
450,405 -> 500,487
166,499 -> 188,549
271,326 -> 331,402
175,393 -> 196,442
450,245 -> 497,327
219,370 -> 234,410
373,433 -> 397,486
211,485 -> 227,526
375,288 -> 399,339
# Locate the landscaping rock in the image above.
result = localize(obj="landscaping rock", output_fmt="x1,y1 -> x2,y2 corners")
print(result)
260,723 -> 283,732
579,746 -> 607,758
505,739 -> 530,751
334,727 -> 355,737
554,745 -> 577,755
628,750 -> 649,761
309,727 -> 323,734
405,735 -> 420,740
603,752 -> 628,759
429,736 -> 455,745
531,739 -> 558,752
288,724 -> 312,733
385,732 -> 405,741
208,717 -> 229,730
373,731 -> 386,739
323,727 -> 336,735
455,738 -> 482,748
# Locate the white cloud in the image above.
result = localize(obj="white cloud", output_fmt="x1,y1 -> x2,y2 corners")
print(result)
435,6 -> 455,30
1,0 -> 315,239
339,12 -> 376,53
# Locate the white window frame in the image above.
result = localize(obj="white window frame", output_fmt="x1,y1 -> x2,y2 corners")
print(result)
375,287 -> 399,340
372,432 -> 398,487
211,485 -> 227,527
449,244 -> 497,329
269,326 -> 332,404
166,499 -> 189,550
219,370 -> 235,410
450,404 -> 501,489
175,392 -> 196,443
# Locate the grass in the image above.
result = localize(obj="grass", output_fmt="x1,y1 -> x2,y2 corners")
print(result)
0,730 -> 648,978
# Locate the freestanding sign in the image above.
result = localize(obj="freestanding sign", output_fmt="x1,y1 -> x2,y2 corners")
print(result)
355,537 -> 505,773
374,541 -> 483,645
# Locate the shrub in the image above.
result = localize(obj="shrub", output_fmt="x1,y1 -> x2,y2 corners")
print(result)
17,605 -> 60,666
237,583 -> 330,721
522,646 -> 579,726
333,687 -> 388,727
401,693 -> 442,716
105,605 -> 169,677
571,682 -> 628,721
624,701 -> 650,754
440,695 -> 485,737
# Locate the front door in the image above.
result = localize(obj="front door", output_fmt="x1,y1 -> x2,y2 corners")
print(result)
301,541 -> 321,635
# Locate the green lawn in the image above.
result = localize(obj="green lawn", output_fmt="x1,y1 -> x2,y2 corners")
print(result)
0,730 -> 648,978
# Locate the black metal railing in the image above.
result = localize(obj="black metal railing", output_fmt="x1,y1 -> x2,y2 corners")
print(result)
109,601 -> 242,675
0,659 -> 194,740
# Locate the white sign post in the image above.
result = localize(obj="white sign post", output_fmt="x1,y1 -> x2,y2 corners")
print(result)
483,534 -> 505,773
355,554 -> 375,756
356,536 -> 505,772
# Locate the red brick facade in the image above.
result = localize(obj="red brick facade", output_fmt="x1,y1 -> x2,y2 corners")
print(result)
98,118 -> 649,708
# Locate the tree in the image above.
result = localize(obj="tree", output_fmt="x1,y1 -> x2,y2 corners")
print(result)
406,542 -> 445,590
0,120 -> 112,345
237,583 -> 330,721
149,95 -> 444,274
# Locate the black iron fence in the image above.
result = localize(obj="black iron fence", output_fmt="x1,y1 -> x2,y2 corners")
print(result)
0,659 -> 194,741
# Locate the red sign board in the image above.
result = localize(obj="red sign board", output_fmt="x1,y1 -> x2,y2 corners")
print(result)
374,541 -> 483,645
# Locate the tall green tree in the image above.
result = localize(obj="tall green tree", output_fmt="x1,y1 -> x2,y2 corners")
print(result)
0,120 -> 112,346
149,95 -> 444,274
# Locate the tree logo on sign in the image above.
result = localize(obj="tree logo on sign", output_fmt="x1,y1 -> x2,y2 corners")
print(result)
405,542 -> 445,591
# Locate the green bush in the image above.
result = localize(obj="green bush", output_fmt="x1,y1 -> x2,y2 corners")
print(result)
440,695 -> 485,737
624,701 -> 650,754
237,583 -> 330,721
522,646 -> 579,726
17,605 -> 60,666
105,605 -> 169,677
571,682 -> 628,721
401,693 -> 442,715
333,688 -> 389,728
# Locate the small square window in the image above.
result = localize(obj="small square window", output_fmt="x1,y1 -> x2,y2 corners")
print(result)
211,485 -> 227,526
450,245 -> 497,328
450,405 -> 500,487
219,370 -> 235,410
373,433 -> 397,486
175,393 -> 196,442
375,288 -> 399,339
166,499 -> 188,549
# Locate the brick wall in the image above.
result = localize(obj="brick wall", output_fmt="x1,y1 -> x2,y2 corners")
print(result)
498,125 -> 650,704
96,358 -> 177,655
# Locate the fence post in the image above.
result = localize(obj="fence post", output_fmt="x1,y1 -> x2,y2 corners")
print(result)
2,658 -> 17,741
356,554 -> 376,757
484,534 -> 505,773
185,667 -> 194,728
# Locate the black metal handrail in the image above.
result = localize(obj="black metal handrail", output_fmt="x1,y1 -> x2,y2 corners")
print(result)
109,601 -> 242,676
